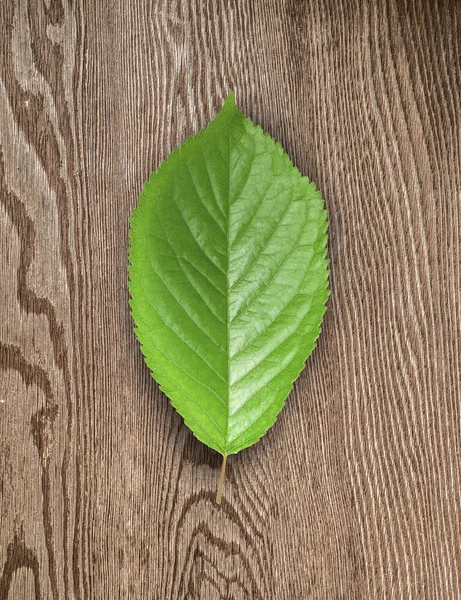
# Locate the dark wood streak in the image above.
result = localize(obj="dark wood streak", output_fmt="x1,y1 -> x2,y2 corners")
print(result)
179,529 -> 264,599
0,530 -> 42,600
0,163 -> 66,366
0,4 -> 80,591
172,491 -> 269,598
0,343 -> 52,408
0,343 -> 58,600
0,155 -> 65,599
1,1 -> 86,597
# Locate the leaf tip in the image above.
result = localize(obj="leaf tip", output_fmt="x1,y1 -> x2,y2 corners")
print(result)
223,90 -> 236,110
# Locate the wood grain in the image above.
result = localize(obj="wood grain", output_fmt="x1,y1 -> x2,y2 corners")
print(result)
1,0 -> 460,598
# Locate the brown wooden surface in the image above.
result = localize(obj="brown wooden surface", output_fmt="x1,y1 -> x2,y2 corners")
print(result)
1,0 -> 460,598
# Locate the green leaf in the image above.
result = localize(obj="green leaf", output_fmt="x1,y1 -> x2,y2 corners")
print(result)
129,92 -> 329,460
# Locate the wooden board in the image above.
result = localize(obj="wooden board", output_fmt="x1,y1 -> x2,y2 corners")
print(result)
1,0 -> 460,598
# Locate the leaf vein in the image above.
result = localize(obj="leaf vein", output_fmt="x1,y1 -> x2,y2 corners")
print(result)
140,277 -> 227,384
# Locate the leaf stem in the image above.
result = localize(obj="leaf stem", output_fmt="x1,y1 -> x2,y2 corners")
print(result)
216,454 -> 227,505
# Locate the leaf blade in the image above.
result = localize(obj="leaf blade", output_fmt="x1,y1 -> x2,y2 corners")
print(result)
129,93 -> 329,456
